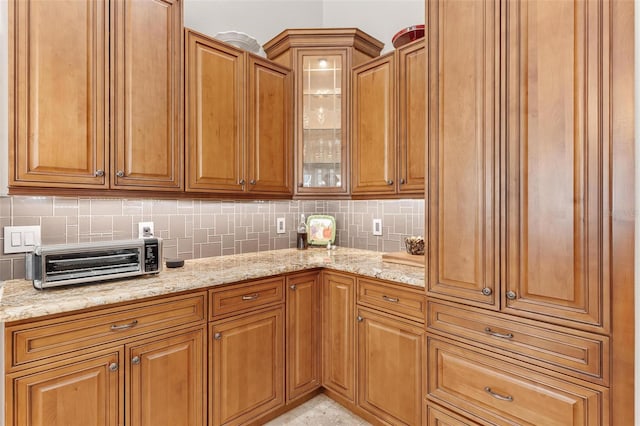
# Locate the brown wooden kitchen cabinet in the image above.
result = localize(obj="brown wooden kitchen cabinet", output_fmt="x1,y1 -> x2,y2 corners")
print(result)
4,292 -> 207,426
7,350 -> 123,426
9,0 -> 183,192
210,306 -> 285,426
185,29 -> 293,197
321,271 -> 356,402
126,327 -> 206,426
356,307 -> 424,426
263,29 -> 383,197
286,272 -> 321,402
351,39 -> 425,197
426,0 -> 631,424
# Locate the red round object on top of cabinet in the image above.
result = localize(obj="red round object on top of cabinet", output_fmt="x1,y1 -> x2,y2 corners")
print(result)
391,24 -> 425,49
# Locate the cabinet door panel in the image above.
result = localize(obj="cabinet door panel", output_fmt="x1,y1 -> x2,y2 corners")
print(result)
127,328 -> 205,426
112,0 -> 183,190
398,40 -> 426,194
321,272 -> 356,402
8,351 -> 122,426
211,307 -> 284,426
185,30 -> 244,193
10,0 -> 108,187
505,0 -> 611,330
247,56 -> 293,195
286,273 -> 321,401
427,0 -> 499,307
351,54 -> 396,195
357,307 -> 423,426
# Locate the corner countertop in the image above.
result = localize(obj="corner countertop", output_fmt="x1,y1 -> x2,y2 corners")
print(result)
0,247 -> 426,322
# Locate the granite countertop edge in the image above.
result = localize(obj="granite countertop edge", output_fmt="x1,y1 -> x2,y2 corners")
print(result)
0,247 -> 426,323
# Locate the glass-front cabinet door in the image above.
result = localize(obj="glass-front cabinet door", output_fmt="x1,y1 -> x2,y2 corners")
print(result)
299,51 -> 346,194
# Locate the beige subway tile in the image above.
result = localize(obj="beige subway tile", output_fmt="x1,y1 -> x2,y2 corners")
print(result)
113,216 -> 134,240
152,200 -> 177,215
41,216 -> 68,245
240,239 -> 259,253
151,215 -> 169,233
79,199 -> 91,215
222,234 -> 235,249
200,242 -> 221,258
13,217 -> 40,226
53,197 -> 79,217
13,197 -> 53,217
177,237 -> 193,254
163,245 -> 178,260
66,225 -> 79,244
90,199 -> 122,216
234,226 -> 247,241
169,215 -> 186,239
0,197 -> 12,217
122,199 -> 144,215
222,248 -> 235,256
0,259 -> 12,281
193,229 -> 207,244
200,213 -> 214,229
12,257 -> 26,280
91,216 -> 113,234
201,201 -> 222,214
215,215 -> 229,235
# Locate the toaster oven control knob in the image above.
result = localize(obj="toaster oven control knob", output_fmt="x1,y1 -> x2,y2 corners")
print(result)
109,363 -> 119,372
94,170 -> 105,177
131,356 -> 141,365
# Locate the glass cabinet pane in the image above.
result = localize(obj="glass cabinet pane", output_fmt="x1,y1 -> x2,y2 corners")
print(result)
301,55 -> 343,189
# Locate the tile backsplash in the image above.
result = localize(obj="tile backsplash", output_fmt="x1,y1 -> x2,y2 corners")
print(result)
0,196 -> 424,281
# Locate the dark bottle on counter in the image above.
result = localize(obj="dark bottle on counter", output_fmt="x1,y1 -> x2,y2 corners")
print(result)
296,214 -> 308,250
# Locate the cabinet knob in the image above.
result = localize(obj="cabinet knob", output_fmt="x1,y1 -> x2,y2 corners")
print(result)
131,356 -> 140,365
250,179 -> 256,185
214,332 -> 222,340
239,179 -> 246,185
506,291 -> 517,300
94,170 -> 105,177
400,178 -> 405,184
289,285 -> 297,291
357,316 -> 364,322
298,182 -> 304,187
386,179 -> 394,185
116,170 -> 125,178
108,362 -> 119,372
481,287 -> 492,296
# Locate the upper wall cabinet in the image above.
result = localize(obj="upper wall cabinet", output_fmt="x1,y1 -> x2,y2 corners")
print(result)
263,29 -> 383,198
185,29 -> 293,196
9,0 -> 183,192
351,39 -> 426,198
427,0 -> 611,332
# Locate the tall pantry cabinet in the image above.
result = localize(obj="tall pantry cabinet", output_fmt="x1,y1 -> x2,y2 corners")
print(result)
425,0 -> 634,424
9,0 -> 183,191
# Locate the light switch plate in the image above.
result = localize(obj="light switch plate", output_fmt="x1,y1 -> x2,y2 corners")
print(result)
372,219 -> 383,236
276,217 -> 286,234
3,225 -> 41,254
138,222 -> 154,238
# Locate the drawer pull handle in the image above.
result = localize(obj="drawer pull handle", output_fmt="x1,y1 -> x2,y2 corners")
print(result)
484,387 -> 513,402
484,327 -> 514,339
242,293 -> 260,301
382,295 -> 399,303
110,319 -> 138,331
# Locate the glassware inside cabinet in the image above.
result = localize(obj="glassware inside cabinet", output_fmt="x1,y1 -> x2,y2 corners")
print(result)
301,55 -> 343,189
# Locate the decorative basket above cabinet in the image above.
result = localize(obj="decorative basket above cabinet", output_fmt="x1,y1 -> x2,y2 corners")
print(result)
263,28 -> 384,198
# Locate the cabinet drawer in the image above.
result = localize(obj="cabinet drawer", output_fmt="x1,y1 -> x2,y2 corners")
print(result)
210,277 -> 285,319
427,301 -> 609,385
426,403 -> 480,426
357,278 -> 426,322
8,292 -> 206,369
427,338 -> 608,426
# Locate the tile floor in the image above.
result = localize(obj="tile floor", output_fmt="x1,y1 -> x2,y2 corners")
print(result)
264,394 -> 371,426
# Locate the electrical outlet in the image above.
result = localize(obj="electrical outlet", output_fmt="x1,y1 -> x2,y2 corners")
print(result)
3,225 -> 41,254
372,219 -> 383,236
276,217 -> 286,234
138,222 -> 154,238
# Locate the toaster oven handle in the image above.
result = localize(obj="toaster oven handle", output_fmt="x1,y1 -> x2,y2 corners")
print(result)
110,319 -> 138,331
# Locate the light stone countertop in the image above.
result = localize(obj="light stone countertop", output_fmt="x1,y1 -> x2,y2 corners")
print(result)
0,247 -> 425,322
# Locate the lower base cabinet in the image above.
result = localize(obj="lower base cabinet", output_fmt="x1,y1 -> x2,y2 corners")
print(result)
357,307 -> 424,425
127,327 -> 206,426
210,306 -> 285,426
7,325 -> 206,426
8,350 -> 123,426
425,403 -> 479,426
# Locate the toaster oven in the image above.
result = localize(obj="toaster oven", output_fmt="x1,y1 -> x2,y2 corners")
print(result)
25,238 -> 162,290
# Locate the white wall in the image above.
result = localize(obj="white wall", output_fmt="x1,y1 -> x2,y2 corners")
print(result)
183,0 -> 424,53
322,0 -> 424,52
